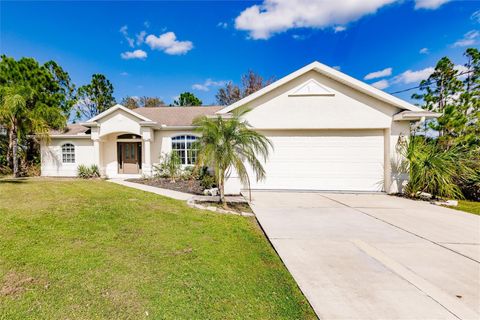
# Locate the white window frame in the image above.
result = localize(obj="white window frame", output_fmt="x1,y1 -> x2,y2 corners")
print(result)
61,143 -> 75,164
171,135 -> 198,165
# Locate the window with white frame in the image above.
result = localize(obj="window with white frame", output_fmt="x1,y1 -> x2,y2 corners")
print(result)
62,143 -> 75,163
171,135 -> 197,165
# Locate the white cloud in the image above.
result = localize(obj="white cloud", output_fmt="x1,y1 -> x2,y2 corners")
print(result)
144,21 -> 150,28
120,49 -> 148,60
145,32 -> 193,55
292,34 -> 308,40
120,25 -> 135,47
334,26 -> 347,33
364,67 -> 392,80
120,72 -> 129,76
394,67 -> 434,84
392,64 -> 469,85
454,64 -> 468,73
419,47 -> 429,54
452,30 -> 479,47
454,64 -> 470,80
217,22 -> 228,28
136,31 -> 147,45
192,79 -> 227,91
234,0 -> 397,40
414,0 -> 450,9
472,10 -> 480,23
371,79 -> 389,89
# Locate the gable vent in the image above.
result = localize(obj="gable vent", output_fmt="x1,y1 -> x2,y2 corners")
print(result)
289,79 -> 334,97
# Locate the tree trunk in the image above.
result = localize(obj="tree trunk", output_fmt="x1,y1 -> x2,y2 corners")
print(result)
12,126 -> 19,177
218,171 -> 226,208
7,128 -> 13,168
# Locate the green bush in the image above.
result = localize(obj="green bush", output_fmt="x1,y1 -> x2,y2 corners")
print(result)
77,164 -> 100,179
181,165 -> 195,180
400,137 -> 474,199
459,169 -> 480,201
156,152 -> 181,182
200,175 -> 216,189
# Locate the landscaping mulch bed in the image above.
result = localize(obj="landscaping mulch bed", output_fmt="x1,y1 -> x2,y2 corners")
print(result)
127,178 -> 204,195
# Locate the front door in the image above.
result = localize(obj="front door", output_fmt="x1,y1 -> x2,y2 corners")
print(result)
119,142 -> 140,174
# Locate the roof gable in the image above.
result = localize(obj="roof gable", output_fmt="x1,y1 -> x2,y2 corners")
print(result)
217,61 -> 424,115
86,104 -> 154,123
288,79 -> 334,97
233,70 -> 400,129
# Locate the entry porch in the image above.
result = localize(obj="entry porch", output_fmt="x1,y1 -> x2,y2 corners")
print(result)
94,132 -> 153,178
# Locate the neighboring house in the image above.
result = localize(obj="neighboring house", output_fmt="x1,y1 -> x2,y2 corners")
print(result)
41,61 -> 438,194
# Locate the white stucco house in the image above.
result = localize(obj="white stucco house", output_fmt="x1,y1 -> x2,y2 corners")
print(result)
41,61 -> 438,194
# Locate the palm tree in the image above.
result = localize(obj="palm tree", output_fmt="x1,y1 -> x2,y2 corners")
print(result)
193,111 -> 272,207
0,86 -> 51,177
399,136 -> 474,199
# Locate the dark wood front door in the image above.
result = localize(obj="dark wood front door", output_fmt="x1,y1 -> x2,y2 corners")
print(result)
118,142 -> 141,174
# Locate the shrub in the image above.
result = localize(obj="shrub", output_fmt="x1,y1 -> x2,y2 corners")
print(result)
77,165 -> 90,178
22,163 -> 40,177
200,174 -> 216,189
459,166 -> 480,201
0,165 -> 12,176
181,165 -> 195,180
156,152 -> 181,182
77,164 -> 100,179
399,137 -> 474,199
90,164 -> 100,178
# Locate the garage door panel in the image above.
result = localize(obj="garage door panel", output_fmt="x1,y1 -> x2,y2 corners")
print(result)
248,130 -> 384,191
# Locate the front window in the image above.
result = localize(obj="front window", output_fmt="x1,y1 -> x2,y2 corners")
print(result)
171,135 -> 197,165
62,143 -> 75,163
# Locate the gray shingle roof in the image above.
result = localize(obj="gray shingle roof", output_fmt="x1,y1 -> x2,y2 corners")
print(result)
51,106 -> 224,136
51,123 -> 90,136
132,106 -> 224,126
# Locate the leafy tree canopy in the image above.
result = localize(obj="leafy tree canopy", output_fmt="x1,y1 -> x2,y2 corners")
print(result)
216,70 -> 274,106
174,92 -> 202,106
0,55 -> 75,129
413,48 -> 480,147
121,96 -> 139,110
74,74 -> 115,120
122,96 -> 166,109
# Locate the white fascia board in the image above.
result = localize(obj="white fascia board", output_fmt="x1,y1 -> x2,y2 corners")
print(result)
139,121 -> 157,127
158,125 -> 197,130
217,61 -> 423,115
393,111 -> 441,121
86,104 -> 153,122
79,122 -> 98,127
50,135 -> 92,139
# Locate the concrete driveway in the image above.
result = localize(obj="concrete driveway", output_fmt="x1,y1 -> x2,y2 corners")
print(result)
250,192 -> 480,319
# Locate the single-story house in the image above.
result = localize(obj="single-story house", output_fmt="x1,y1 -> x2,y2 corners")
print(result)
41,61 -> 439,194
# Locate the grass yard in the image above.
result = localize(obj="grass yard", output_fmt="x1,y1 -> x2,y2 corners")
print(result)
0,178 -> 315,319
452,200 -> 480,216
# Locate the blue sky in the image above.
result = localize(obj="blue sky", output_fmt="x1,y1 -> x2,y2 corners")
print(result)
1,0 -> 479,106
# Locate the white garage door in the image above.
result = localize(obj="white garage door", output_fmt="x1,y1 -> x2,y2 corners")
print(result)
248,130 -> 385,192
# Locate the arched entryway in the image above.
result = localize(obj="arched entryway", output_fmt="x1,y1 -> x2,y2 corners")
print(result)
117,134 -> 142,174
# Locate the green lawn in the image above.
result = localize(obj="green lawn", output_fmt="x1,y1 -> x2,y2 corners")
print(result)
452,200 -> 480,216
0,178 -> 315,319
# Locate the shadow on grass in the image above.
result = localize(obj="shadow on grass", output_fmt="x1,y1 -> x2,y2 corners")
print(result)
0,178 -> 29,184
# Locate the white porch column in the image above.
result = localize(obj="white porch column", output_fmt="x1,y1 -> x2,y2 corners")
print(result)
141,126 -> 154,177
384,128 -> 392,194
93,138 -> 105,176
143,139 -> 152,176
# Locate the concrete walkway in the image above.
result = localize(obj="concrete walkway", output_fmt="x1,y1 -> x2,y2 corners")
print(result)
250,191 -> 480,320
108,179 -> 193,200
